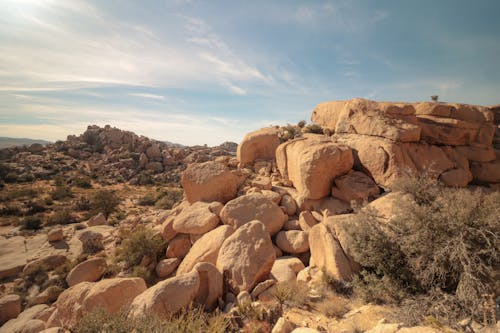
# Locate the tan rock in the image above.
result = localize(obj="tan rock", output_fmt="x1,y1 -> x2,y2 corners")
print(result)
309,223 -> 352,281
176,225 -> 234,275
276,136 -> 353,200
280,194 -> 297,216
275,231 -> 309,254
87,213 -> 106,227
128,270 -> 199,318
159,215 -> 177,242
291,327 -> 320,332
193,262 -> 223,310
47,228 -> 64,242
155,258 -> 180,278
251,279 -> 276,299
66,257 -> 107,287
272,317 -> 295,333
216,221 -> 276,293
312,98 -> 421,142
0,294 -> 21,324
237,127 -> 281,166
454,145 -> 496,162
166,234 -> 191,259
251,177 -> 272,190
47,278 -> 146,328
181,161 -> 238,204
220,193 -> 287,235
331,171 -> 379,202
23,254 -> 68,274
261,190 -> 282,204
271,256 -> 305,282
172,202 -> 220,235
470,159 -> 500,183
298,211 -> 317,231
283,219 -> 301,231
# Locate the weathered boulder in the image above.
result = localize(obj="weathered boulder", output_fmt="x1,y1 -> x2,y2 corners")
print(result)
176,225 -> 234,275
87,213 -> 106,227
298,211 -> 318,231
47,228 -> 64,242
216,221 -> 276,293
192,262 -> 223,310
66,257 -> 107,287
172,201 -> 220,235
271,256 -> 305,282
159,215 -> 177,242
237,127 -> 281,166
47,278 -> 146,328
0,294 -> 21,324
275,230 -> 309,254
155,258 -> 180,278
312,98 -> 421,142
23,254 -> 68,274
280,194 -> 297,216
128,270 -> 200,318
276,136 -> 353,200
166,234 -> 191,259
470,158 -> 500,183
331,170 -> 379,202
220,193 -> 287,235
0,304 -> 49,333
181,161 -> 238,204
309,223 -> 352,281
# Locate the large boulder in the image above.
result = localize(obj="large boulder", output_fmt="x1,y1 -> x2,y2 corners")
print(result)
220,193 -> 287,235
128,270 -> 200,318
237,127 -> 281,166
311,98 -> 421,142
309,223 -> 352,281
276,136 -> 353,200
172,202 -> 220,235
47,278 -> 146,328
181,161 -> 238,204
271,256 -> 305,282
275,230 -> 309,254
192,262 -> 223,310
66,257 -> 107,287
216,220 -> 276,293
0,294 -> 21,325
176,225 -> 234,275
331,170 -> 380,202
0,304 -> 49,333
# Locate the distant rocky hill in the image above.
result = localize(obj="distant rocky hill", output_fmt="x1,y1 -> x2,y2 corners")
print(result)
0,137 -> 51,149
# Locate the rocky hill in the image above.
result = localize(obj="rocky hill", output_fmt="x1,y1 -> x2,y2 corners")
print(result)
0,99 -> 498,333
0,138 -> 51,150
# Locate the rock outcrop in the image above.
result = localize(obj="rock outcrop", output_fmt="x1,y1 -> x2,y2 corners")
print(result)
237,127 -> 281,166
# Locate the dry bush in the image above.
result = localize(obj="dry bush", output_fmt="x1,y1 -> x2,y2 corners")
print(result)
115,225 -> 166,269
273,280 -> 311,309
343,175 -> 500,325
278,124 -> 301,142
315,294 -> 350,319
90,189 -> 120,218
46,208 -> 76,225
154,188 -> 183,210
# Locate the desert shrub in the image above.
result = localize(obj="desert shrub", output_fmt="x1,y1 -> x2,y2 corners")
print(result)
136,171 -> 154,185
272,281 -> 311,309
53,174 -> 66,187
74,195 -> 91,211
4,172 -> 18,183
1,187 -> 38,201
278,124 -> 301,142
352,271 -> 407,304
155,188 -> 183,210
74,176 -> 92,189
315,294 -> 350,319
23,263 -> 48,286
51,185 -> 73,200
138,193 -> 156,206
321,271 -> 353,296
74,305 -> 229,333
343,176 -> 500,324
90,189 -> 120,219
1,203 -> 24,216
21,215 -> 42,230
302,123 -> 323,134
46,209 -> 76,225
116,225 -> 165,269
131,265 -> 155,286
26,200 -> 46,215
297,120 -> 306,128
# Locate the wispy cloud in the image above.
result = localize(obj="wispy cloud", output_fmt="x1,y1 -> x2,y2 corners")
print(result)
129,93 -> 167,101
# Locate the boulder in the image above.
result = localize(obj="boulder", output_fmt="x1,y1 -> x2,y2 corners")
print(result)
0,294 -> 21,324
309,223 -> 352,281
470,158 -> 500,183
155,258 -> 180,278
176,225 -> 234,275
181,161 -> 238,204
193,262 -> 223,310
216,221 -> 276,293
159,215 -> 177,242
282,219 -> 301,231
23,254 -> 68,274
331,171 -> 379,202
66,257 -> 107,287
275,230 -> 309,254
47,278 -> 146,328
87,213 -> 106,227
220,193 -> 287,235
272,317 -> 295,333
237,127 -> 281,166
311,98 -> 421,142
128,270 -> 200,318
298,211 -> 317,231
47,228 -> 64,242
172,202 -> 220,235
166,234 -> 191,259
276,136 -> 353,200
271,256 -> 305,282
280,194 -> 297,216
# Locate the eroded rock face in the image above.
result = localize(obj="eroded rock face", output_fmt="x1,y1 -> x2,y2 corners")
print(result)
181,161 -> 238,204
220,193 -> 287,235
216,220 -> 276,293
237,127 -> 281,166
331,170 -> 380,203
276,136 -> 353,200
128,271 -> 200,319
47,278 -> 147,328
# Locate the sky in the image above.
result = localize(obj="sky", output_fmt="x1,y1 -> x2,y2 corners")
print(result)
1,0 -> 500,146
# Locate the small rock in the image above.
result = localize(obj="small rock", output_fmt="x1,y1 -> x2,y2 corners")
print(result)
155,258 -> 180,278
47,228 -> 64,242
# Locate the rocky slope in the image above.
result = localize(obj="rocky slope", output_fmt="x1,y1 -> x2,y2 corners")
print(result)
0,99 -> 498,333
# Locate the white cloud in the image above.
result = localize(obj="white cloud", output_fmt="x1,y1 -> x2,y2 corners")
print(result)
129,93 -> 167,101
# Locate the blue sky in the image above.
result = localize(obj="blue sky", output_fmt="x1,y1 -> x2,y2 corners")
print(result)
1,0 -> 499,145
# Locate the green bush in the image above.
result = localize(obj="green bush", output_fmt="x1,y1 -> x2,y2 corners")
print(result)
90,189 -> 120,219
47,209 -> 76,225
116,225 -> 165,269
1,187 -> 38,201
343,176 -> 500,324
136,171 -> 154,185
1,203 -> 23,216
4,172 -> 18,183
138,193 -> 156,206
131,265 -> 154,286
302,123 -> 323,134
51,185 -> 73,200
74,176 -> 92,189
155,188 -> 183,210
